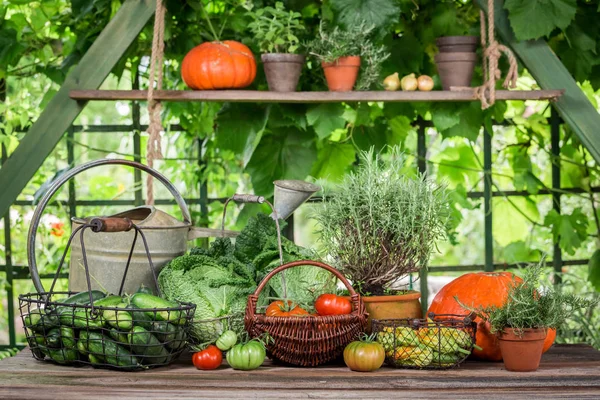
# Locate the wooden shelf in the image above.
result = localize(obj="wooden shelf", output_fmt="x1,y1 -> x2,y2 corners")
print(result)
70,89 -> 564,103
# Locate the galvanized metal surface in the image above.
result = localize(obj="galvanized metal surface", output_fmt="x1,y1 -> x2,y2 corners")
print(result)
272,180 -> 320,221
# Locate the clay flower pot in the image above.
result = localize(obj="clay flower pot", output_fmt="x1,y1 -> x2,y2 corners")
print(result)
436,36 -> 479,53
261,53 -> 305,92
362,291 -> 422,332
497,328 -> 547,372
321,56 -> 361,92
434,52 -> 477,90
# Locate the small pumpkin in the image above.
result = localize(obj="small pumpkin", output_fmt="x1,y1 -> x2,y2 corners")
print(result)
427,271 -> 555,361
181,40 -> 256,90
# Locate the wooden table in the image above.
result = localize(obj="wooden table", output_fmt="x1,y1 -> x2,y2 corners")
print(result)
1,345 -> 599,399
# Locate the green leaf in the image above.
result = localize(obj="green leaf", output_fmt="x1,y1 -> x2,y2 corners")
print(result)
311,142 -> 356,181
492,198 -> 539,246
381,33 -> 423,77
431,103 -> 461,132
331,0 -> 400,32
504,0 -> 577,40
306,103 -> 346,139
588,249 -> 600,292
441,103 -> 483,142
433,144 -> 480,188
502,241 -> 541,263
544,208 -> 589,255
246,127 -> 317,197
215,104 -> 270,166
387,115 -> 413,146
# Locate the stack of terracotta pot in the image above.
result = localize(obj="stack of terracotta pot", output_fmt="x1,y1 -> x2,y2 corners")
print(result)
434,36 -> 479,90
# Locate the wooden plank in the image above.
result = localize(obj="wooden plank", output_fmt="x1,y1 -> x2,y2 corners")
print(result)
69,89 -> 564,103
0,0 -> 156,220
0,345 -> 598,399
475,0 -> 600,164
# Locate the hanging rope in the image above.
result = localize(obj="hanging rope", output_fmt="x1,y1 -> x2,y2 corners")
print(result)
474,0 -> 519,110
145,0 -> 166,205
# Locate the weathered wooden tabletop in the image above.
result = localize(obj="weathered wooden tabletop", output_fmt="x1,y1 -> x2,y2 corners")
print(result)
0,344 -> 598,399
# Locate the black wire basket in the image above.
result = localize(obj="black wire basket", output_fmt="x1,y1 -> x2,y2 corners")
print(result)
372,312 -> 478,369
19,217 -> 196,371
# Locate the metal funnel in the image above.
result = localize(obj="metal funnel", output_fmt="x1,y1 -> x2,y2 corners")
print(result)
272,180 -> 321,220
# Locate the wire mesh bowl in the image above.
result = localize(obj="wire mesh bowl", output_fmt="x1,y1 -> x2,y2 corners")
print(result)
372,312 -> 478,369
20,291 -> 196,370
187,313 -> 245,351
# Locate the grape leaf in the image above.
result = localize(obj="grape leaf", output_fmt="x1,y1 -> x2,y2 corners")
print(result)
306,103 -> 346,140
381,33 -> 423,77
330,0 -> 400,32
441,103 -> 483,142
431,103 -> 461,132
215,103 -> 270,165
502,241 -> 541,263
588,249 -> 600,292
387,115 -> 413,146
311,142 -> 356,181
504,0 -> 577,40
492,198 -> 540,246
544,208 -> 589,255
246,127 -> 317,197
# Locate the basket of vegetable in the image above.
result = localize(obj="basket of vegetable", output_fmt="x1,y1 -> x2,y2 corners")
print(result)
245,260 -> 368,367
373,312 -> 479,369
19,217 -> 196,370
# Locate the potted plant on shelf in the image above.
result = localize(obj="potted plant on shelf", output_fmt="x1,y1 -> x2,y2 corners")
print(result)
246,2 -> 306,92
306,23 -> 389,92
312,147 -> 451,326
458,262 -> 597,372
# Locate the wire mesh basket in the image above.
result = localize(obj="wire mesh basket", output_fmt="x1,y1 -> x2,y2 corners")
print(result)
19,216 -> 196,370
372,312 -> 477,369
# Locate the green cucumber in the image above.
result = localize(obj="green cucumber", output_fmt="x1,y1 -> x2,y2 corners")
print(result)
126,304 -> 186,350
59,326 -> 76,349
88,353 -> 104,366
128,326 -> 169,365
79,331 -> 139,368
108,329 -> 130,347
45,328 -> 63,348
77,339 -> 88,356
58,291 -> 106,305
130,293 -> 184,325
103,302 -> 132,330
39,346 -> 79,364
126,304 -> 154,329
23,309 -> 59,333
136,284 -> 155,295
159,324 -> 186,351
92,295 -> 122,307
58,307 -> 104,329
26,335 -> 45,358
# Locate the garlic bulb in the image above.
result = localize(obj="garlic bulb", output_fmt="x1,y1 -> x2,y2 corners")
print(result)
400,73 -> 418,91
383,73 -> 401,91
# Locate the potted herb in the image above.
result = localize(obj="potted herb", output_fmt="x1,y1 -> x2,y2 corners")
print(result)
306,23 -> 390,92
458,262 -> 598,372
312,148 -> 450,326
246,2 -> 306,92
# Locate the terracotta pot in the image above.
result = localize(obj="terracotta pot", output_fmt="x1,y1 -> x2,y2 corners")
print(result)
261,53 -> 305,92
436,36 -> 479,53
434,52 -> 477,90
362,291 -> 423,331
497,328 -> 547,372
321,56 -> 361,92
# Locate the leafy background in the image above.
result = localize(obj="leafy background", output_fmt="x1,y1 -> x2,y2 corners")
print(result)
0,0 -> 599,348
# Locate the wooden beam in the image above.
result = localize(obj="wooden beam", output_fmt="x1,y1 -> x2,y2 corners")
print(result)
69,89 -> 564,103
0,0 -> 156,218
476,0 -> 600,164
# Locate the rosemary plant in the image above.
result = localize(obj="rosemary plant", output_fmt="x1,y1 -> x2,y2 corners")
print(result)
457,261 -> 598,336
306,23 -> 390,90
312,148 -> 450,296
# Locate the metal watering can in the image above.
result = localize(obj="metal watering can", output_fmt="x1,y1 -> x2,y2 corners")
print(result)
27,159 -> 320,296
27,159 -> 238,295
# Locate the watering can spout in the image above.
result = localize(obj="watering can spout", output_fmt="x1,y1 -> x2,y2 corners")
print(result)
272,180 -> 321,220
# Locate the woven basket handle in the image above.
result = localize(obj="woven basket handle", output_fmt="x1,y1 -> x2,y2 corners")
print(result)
247,260 -> 361,317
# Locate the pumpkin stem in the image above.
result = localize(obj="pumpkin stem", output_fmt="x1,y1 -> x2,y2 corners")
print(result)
199,1 -> 219,41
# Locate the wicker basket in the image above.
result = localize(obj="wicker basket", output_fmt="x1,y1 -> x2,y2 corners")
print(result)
244,260 -> 367,367
372,312 -> 477,369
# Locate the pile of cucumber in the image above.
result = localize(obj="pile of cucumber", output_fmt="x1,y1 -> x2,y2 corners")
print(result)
23,288 -> 193,370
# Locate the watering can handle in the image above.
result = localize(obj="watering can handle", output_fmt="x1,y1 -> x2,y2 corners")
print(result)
27,159 -> 191,294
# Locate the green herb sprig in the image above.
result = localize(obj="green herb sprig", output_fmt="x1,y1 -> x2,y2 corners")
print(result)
246,2 -> 305,54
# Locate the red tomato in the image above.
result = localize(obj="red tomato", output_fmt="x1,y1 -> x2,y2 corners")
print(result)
192,345 -> 222,370
315,294 -> 352,316
265,300 -> 309,317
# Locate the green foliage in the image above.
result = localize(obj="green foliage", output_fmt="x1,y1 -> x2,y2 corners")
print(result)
543,208 -> 589,255
246,2 -> 305,54
588,249 -> 600,291
458,261 -> 598,334
306,23 -> 390,90
330,0 -> 401,33
312,147 -> 451,295
504,0 -> 578,41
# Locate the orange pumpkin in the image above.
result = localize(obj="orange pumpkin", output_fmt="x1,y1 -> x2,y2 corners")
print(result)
181,40 -> 256,90
427,271 -> 555,361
